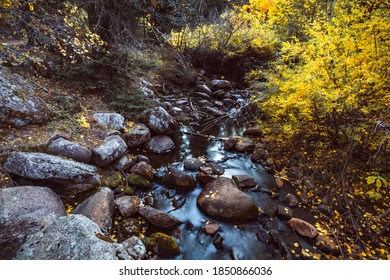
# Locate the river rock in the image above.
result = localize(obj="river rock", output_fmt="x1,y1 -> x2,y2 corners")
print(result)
146,135 -> 175,153
146,232 -> 180,258
287,218 -> 318,238
251,147 -> 266,162
315,234 -> 340,255
196,84 -> 212,95
169,107 -> 183,117
197,173 -> 217,187
137,155 -> 151,163
224,136 -> 238,150
121,236 -> 147,259
114,154 -> 137,170
222,98 -> 236,107
213,100 -> 224,108
47,137 -> 91,163
243,126 -> 262,136
130,161 -> 155,181
204,106 -> 225,117
210,79 -> 232,90
118,218 -> 141,240
143,106 -> 176,135
72,187 -> 114,232
0,186 -> 66,259
49,183 -> 97,196
0,66 -> 50,127
197,177 -> 260,222
204,221 -> 220,235
277,204 -> 293,219
124,123 -> 151,148
184,157 -> 203,171
274,176 -> 284,188
14,215 -> 132,260
208,163 -> 225,175
232,175 -> 256,188
93,113 -> 125,131
199,166 -> 214,175
138,206 -> 182,229
284,193 -> 299,207
166,166 -> 197,191
115,196 -> 140,218
126,173 -> 151,188
92,135 -> 128,167
235,137 -> 255,152
3,152 -> 100,186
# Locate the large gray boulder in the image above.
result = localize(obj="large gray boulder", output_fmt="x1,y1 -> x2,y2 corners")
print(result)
0,186 -> 66,259
143,106 -> 176,135
124,123 -> 151,148
3,152 -> 100,186
0,66 -> 50,127
93,113 -> 125,131
72,187 -> 114,232
92,135 -> 128,167
47,137 -> 91,163
197,177 -> 260,222
14,215 -> 132,260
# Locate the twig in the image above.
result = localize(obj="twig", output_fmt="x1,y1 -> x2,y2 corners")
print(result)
182,130 -> 227,141
377,207 -> 390,220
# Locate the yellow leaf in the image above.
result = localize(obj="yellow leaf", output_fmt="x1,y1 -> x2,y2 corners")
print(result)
366,176 -> 376,185
28,2 -> 34,12
376,179 -> 382,188
77,115 -> 90,128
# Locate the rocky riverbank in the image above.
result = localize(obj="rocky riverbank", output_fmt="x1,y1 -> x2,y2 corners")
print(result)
1,66 -> 340,260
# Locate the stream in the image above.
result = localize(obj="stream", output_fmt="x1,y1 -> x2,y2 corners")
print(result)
129,104 -> 319,260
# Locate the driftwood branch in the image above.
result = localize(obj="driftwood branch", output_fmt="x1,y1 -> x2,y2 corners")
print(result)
377,207 -> 390,220
182,131 -> 227,141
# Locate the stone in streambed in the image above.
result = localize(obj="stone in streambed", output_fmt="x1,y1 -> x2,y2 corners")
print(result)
197,177 -> 260,222
138,206 -> 182,229
243,126 -> 262,136
183,157 -> 203,171
118,218 -> 141,240
124,123 -> 151,148
224,136 -> 238,150
166,166 -> 197,191
126,173 -> 151,188
145,232 -> 180,258
72,187 -> 114,232
114,154 -> 137,170
196,84 -> 212,95
232,175 -> 256,188
0,186 -> 66,259
121,236 -> 147,259
210,79 -> 232,90
235,137 -> 255,152
130,161 -> 155,181
146,135 -> 175,154
114,196 -> 140,218
92,135 -> 128,167
143,106 -> 176,135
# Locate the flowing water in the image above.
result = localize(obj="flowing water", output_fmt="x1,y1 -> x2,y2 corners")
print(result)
132,107 -> 318,260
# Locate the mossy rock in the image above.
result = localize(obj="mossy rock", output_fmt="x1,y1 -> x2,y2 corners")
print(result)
145,232 -> 180,258
126,173 -> 151,188
101,172 -> 123,188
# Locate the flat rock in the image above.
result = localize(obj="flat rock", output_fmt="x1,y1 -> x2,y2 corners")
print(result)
130,161 -> 155,181
143,106 -> 176,135
0,186 -> 66,259
4,152 -> 100,186
92,135 -> 127,167
47,137 -> 91,163
183,157 -> 203,171
115,196 -> 140,218
72,187 -> 114,232
14,215 -> 132,260
232,175 -> 256,188
93,113 -> 125,131
146,135 -> 175,153
287,218 -> 318,238
0,66 -> 50,127
124,123 -> 151,148
138,206 -> 182,229
197,177 -> 260,222
210,79 -> 232,90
